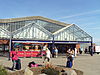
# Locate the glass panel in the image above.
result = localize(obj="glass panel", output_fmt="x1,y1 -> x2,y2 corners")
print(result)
36,20 -> 65,33
54,25 -> 91,41
0,28 -> 10,38
0,19 -> 91,42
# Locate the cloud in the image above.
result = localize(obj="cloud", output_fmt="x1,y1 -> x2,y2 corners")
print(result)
94,39 -> 100,45
88,27 -> 100,30
79,22 -> 98,28
95,39 -> 100,42
58,10 -> 100,19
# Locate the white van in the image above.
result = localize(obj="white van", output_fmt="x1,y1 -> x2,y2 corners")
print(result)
95,46 -> 100,54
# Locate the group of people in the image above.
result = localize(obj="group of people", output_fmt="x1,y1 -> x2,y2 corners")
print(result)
42,44 -> 78,68
11,44 -> 80,70
11,44 -> 53,70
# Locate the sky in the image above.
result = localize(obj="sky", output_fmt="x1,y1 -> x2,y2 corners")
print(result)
0,0 -> 100,45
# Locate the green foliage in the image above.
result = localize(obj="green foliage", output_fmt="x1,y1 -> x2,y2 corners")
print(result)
0,65 -> 7,75
41,67 -> 60,75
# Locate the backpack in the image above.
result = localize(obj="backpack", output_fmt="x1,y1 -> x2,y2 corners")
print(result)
15,59 -> 21,70
66,61 -> 72,68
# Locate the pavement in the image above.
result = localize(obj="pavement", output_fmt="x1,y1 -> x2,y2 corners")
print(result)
0,53 -> 100,75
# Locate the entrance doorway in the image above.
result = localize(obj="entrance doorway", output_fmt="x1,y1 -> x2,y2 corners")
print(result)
48,43 -> 76,53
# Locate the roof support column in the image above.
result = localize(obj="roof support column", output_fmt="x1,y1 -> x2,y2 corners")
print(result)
8,24 -> 12,60
52,35 -> 55,58
90,37 -> 93,56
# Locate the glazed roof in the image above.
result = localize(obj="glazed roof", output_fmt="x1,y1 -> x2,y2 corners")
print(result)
0,16 -> 71,26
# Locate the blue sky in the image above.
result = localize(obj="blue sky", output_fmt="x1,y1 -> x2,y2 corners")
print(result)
0,0 -> 100,45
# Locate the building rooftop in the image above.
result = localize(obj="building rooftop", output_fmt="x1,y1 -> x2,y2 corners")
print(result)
0,16 -> 71,26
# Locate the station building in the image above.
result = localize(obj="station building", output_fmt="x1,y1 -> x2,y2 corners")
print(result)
0,16 -> 92,57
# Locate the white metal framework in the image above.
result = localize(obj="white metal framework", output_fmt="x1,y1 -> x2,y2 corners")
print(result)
0,16 -> 92,42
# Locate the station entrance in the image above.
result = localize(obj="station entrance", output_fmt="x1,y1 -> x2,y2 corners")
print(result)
48,43 -> 76,53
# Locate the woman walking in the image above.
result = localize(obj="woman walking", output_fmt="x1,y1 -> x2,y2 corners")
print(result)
43,48 -> 51,63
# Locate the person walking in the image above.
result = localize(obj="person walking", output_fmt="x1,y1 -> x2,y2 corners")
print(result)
42,44 -> 47,51
42,44 -> 47,58
74,48 -> 77,57
54,47 -> 58,58
43,48 -> 51,63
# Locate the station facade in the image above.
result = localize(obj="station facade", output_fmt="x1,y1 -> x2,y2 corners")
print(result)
0,16 -> 92,57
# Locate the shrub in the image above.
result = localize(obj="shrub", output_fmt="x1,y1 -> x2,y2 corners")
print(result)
0,65 -> 7,75
41,64 -> 60,75
41,67 -> 59,75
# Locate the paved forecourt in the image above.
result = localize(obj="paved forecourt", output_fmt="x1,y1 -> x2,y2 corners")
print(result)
0,54 -> 100,75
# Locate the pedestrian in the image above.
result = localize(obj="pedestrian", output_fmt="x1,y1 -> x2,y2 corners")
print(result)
79,48 -> 82,54
67,48 -> 74,68
74,48 -> 77,57
43,48 -> 51,63
42,44 -> 47,58
42,44 -> 47,51
52,47 -> 55,58
11,49 -> 19,70
54,47 -> 58,58
84,47 -> 88,54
